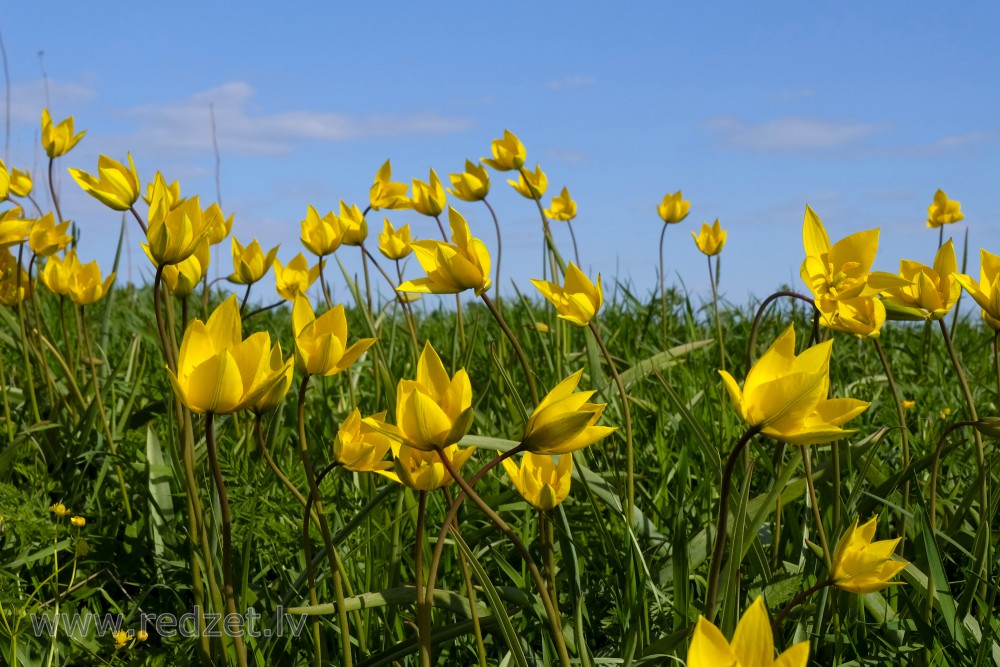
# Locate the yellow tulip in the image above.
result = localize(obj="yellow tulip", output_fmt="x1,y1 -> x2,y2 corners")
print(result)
688,597 -> 808,667
543,187 -> 577,221
378,443 -> 475,491
881,239 -> 960,321
522,369 -> 615,455
394,341 -> 473,451
167,296 -> 290,414
300,205 -> 342,257
334,409 -> 394,472
369,160 -> 411,211
954,249 -> 1000,330
291,295 -> 377,376
378,219 -> 412,260
9,168 -> 33,198
691,219 -> 727,257
397,207 -> 492,296
143,173 -> 181,209
411,169 -> 447,217
719,325 -> 869,445
831,516 -> 908,594
508,164 -> 547,199
274,253 -> 320,302
530,262 -> 603,327
203,202 -> 234,245
0,160 -> 9,200
41,250 -> 82,296
229,237 -> 279,285
657,191 -> 690,224
0,249 -> 32,306
816,295 -> 886,339
481,129 -> 526,171
41,108 -> 86,158
28,213 -> 73,258
145,182 -> 210,266
143,240 -> 209,298
0,208 -> 31,249
926,189 -> 963,228
448,160 -> 491,202
68,153 -> 140,211
337,201 -> 368,246
250,341 -> 294,413
501,452 -> 573,510
68,260 -> 115,306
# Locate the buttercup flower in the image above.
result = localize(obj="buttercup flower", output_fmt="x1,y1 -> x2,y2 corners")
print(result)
334,409 -> 394,472
68,260 -> 115,306
508,164 -> 547,199
719,325 -> 869,445
336,201 -> 368,246
657,191 -> 690,224
9,168 -> 33,198
70,516 -> 86,528
927,189 -> 964,228
379,443 -> 475,491
300,205 -> 342,257
50,503 -> 70,517
832,516 -> 908,594
691,219 -> 727,256
816,296 -> 886,339
29,213 -> 73,258
521,369 -> 615,455
397,207 -> 492,296
0,208 -> 31,249
68,153 -> 140,211
292,295 -> 377,376
688,597 -> 808,667
448,160 -> 491,202
274,253 -> 320,301
229,237 -> 279,285
544,187 -> 577,221
0,249 -> 32,306
955,248 -> 1000,330
378,219 -> 412,260
481,130 -> 526,171
881,239 -> 960,321
112,630 -> 130,650
394,341 -> 473,451
531,262 -> 603,327
501,452 -> 573,510
41,108 -> 86,158
410,169 -> 447,217
370,160 -> 411,211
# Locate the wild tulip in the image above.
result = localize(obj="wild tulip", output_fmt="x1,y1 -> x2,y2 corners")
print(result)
145,183 -> 210,266
41,250 -> 82,296
927,189 -> 964,228
448,160 -> 491,202
334,409 -> 394,472
0,249 -> 32,306
530,262 -> 603,327
688,597 -> 808,667
369,159 -> 411,211
203,202 -> 234,245
0,160 -> 9,200
410,169 -> 447,217
521,369 -> 615,455
508,164 -> 547,199
657,190 -> 690,224
291,295 -> 376,376
954,248 -> 1000,330
831,516 -> 908,594
393,341 -> 473,452
501,452 -> 573,510
229,237 -> 279,285
691,219 -> 727,256
9,167 -> 32,198
274,253 -> 320,302
481,129 -> 526,171
250,342 -> 294,413
300,205 -> 343,257
378,219 -> 412,260
379,443 -> 475,491
882,239 -> 960,321
397,207 -> 492,296
68,153 -> 141,211
336,201 -> 368,246
41,108 -> 85,158
144,173 -> 181,209
0,208 -> 31,249
67,259 -> 115,306
816,295 -> 886,339
543,187 -> 577,221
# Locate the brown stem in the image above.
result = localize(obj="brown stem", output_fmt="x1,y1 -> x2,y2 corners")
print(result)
745,291 -> 816,367
481,293 -> 538,406
772,578 -> 835,629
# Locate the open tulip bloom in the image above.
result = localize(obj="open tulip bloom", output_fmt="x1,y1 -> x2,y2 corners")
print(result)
881,239 -> 960,321
68,153 -> 140,211
531,262 -> 603,327
292,295 -> 377,377
396,207 -> 492,296
831,515 -> 908,594
688,597 -> 808,667
393,341 -> 473,452
501,451 -> 573,510
522,369 -> 615,455
955,248 -> 1000,330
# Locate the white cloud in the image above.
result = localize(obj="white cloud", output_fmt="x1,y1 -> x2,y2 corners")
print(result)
903,130 -> 999,156
6,78 -> 98,123
547,75 -> 595,91
545,147 -> 588,165
707,116 -> 885,152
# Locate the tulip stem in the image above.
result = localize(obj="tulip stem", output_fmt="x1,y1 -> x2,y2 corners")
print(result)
772,577 -> 835,630
238,284 -> 252,314
802,446 -> 833,570
481,293 -> 538,407
520,170 -> 568,277
566,220 -> 581,267
152,265 -> 176,372
204,412 -> 249,667
243,300 -> 284,320
746,291 -> 815,367
659,223 -> 668,343
255,413 -> 308,508
318,255 -> 333,309
872,338 -> 910,526
128,205 -> 147,234
708,255 -> 726,372
434,448 -> 572,667
482,198 -> 504,306
440,487 -> 489,667
364,245 -> 419,357
416,491 -> 431,667
705,424 -> 761,620
47,157 -> 65,224
929,420 -> 977,533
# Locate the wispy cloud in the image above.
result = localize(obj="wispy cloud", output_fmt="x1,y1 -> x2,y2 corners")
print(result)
707,116 -> 885,153
545,147 -> 588,165
900,130 -> 999,157
124,82 -> 475,156
8,78 -> 98,123
547,75 -> 595,91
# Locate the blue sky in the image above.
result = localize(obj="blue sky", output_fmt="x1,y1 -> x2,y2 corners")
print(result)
4,3 -> 999,307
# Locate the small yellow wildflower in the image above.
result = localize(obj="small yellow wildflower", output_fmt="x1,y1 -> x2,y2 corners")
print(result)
136,629 -> 149,642
940,407 -> 952,420
50,503 -> 69,517
70,516 -> 86,527
901,400 -> 915,410
112,630 -> 130,650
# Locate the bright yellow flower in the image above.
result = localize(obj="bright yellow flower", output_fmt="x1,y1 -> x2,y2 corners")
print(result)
719,325 -> 869,445
9,168 -> 33,198
250,342 -> 294,413
300,205 -> 342,257
379,443 -> 476,491
0,208 -> 31,249
136,629 -> 149,642
50,503 -> 70,517
70,516 -> 86,527
41,250 -> 82,296
831,516 -> 908,594
41,108 -> 85,158
112,630 -> 130,650
508,164 -> 547,199
143,173 -> 181,209
411,169 -> 447,217
291,295 -> 377,377
544,187 -> 577,221
394,341 -> 473,452
68,260 -> 115,306
143,240 -> 209,298
335,409 -> 394,472
68,153 -> 140,211
0,160 -> 9,200
940,407 -> 952,420
501,452 -> 573,510
397,207 -> 492,296
954,249 -> 1000,330
688,597 -> 808,667
816,295 -> 886,339
481,129 -> 526,171
229,237 -> 279,285
0,249 -> 32,306
337,201 -> 368,246
28,213 -> 73,258
691,219 -> 727,257
274,253 -> 320,302
203,202 -> 234,245
167,296 -> 290,414
881,239 -> 960,321
378,219 -> 412,260
370,160 -> 411,211
522,369 -> 615,455
657,191 -> 690,224
145,182 -> 210,266
530,262 -> 603,327
901,400 -> 915,410
927,189 -> 964,228
448,160 -> 491,202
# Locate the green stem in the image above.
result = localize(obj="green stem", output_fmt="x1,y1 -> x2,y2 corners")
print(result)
566,220 -> 581,267
416,491 -> 431,667
441,487 -> 488,667
318,255 -> 333,309
481,293 -> 538,407
745,291 -> 815,367
872,338 -> 910,526
772,578 -> 835,629
483,198 -> 503,305
47,157 -> 64,224
659,223 -> 668,343
929,421 -> 977,533
709,255 -> 725,372
802,446 -> 833,570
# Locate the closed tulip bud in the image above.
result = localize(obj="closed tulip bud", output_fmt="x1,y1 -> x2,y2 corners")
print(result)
481,129 -> 526,171
337,201 -> 368,246
521,369 -> 615,455
955,249 -> 1000,330
543,187 -> 577,221
657,191 -> 690,224
448,160 -> 491,202
394,341 -> 474,452
41,108 -> 86,158
927,189 -> 963,228
229,237 -> 279,285
530,262 -> 603,327
0,249 -> 32,306
501,452 -> 573,510
688,598 -> 808,667
882,240 -> 960,321
379,443 -> 476,491
251,342 -> 294,413
68,260 -> 115,306
29,213 -> 73,258
691,219 -> 727,256
369,160 -> 411,211
9,168 -> 33,198
816,296 -> 886,339
203,202 -> 234,245
378,219 -> 412,260
300,205 -> 343,257
0,208 -> 31,250
41,250 -> 82,296
508,164 -> 547,199
274,253 -> 320,302
143,241 -> 209,298
831,516 -> 908,594
335,409 -> 394,472
68,153 -> 141,211
397,207 -> 491,296
292,295 -> 377,377
410,169 -> 447,217
145,190 -> 211,266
